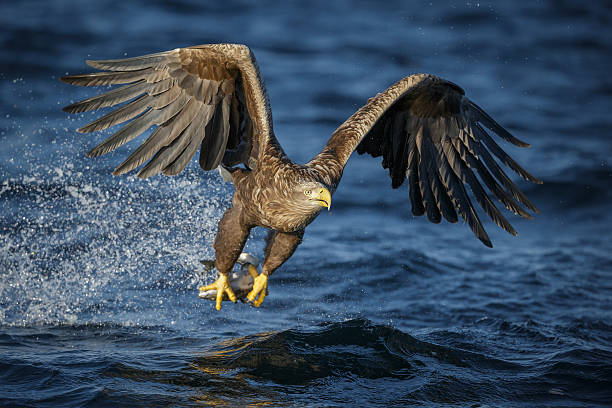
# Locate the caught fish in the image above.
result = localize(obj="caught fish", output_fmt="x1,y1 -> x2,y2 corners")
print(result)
198,253 -> 265,301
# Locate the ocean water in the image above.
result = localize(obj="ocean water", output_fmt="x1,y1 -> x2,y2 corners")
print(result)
1,1 -> 611,406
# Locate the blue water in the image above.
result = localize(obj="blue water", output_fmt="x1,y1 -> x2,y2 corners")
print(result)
1,1 -> 611,406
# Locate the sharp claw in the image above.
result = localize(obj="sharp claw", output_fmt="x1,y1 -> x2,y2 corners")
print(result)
246,287 -> 256,302
199,282 -> 215,292
225,286 -> 237,303
253,290 -> 266,307
201,267 -> 267,309
202,273 -> 235,310
247,273 -> 268,306
216,289 -> 223,310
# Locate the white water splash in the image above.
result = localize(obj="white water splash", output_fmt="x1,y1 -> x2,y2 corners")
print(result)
0,152 -> 232,326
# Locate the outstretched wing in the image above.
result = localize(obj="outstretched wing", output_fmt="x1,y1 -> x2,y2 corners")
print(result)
310,74 -> 542,247
61,43 -> 277,178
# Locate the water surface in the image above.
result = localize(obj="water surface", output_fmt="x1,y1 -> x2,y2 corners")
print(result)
1,1 -> 611,406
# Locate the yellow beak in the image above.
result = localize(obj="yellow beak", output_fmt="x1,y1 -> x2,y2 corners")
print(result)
313,187 -> 332,211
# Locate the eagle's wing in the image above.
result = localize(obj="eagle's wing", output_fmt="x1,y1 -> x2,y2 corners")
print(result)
61,43 -> 276,178
310,74 -> 542,247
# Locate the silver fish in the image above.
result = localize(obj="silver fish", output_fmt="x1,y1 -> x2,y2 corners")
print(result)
198,253 -> 264,301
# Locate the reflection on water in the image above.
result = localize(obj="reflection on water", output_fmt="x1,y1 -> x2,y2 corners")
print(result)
184,320 -> 539,406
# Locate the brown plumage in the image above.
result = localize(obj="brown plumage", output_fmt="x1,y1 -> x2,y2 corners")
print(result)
61,43 -> 542,308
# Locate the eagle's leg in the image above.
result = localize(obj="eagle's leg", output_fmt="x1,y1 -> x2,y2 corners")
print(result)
200,206 -> 251,310
247,229 -> 304,307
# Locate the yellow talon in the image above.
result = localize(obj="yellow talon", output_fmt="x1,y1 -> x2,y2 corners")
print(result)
199,273 -> 237,310
246,273 -> 268,307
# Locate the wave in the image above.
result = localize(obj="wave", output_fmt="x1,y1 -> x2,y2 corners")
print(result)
186,319 -> 611,405
195,319 -> 519,382
1,319 -> 610,406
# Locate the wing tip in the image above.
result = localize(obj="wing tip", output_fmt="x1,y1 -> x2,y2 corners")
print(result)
112,166 -> 127,176
136,164 -> 159,179
113,154 -> 146,177
523,172 -> 543,185
60,74 -> 92,87
481,237 -> 493,248
85,59 -> 102,69
411,207 -> 425,217
515,141 -> 531,148
161,165 -> 181,176
86,147 -> 103,158
429,216 -> 442,224
77,124 -> 94,133
59,75 -> 75,85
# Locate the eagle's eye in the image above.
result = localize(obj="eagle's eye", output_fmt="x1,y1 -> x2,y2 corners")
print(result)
304,189 -> 312,196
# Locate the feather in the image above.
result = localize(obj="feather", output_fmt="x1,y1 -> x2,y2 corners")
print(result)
146,77 -> 174,96
64,78 -> 173,115
169,67 -> 189,84
87,109 -> 159,157
137,133 -> 191,178
137,114 -> 200,178
475,124 -> 542,184
380,120 -> 393,169
456,132 -> 532,218
390,115 -> 409,188
405,121 -> 425,216
469,101 -> 530,147
153,93 -> 190,125
475,141 -> 540,213
60,68 -> 156,87
85,87 -> 186,157
138,104 -> 214,178
178,72 -> 198,91
438,139 -> 492,247
78,94 -> 151,133
202,80 -> 220,104
86,51 -> 172,71
199,95 -> 231,170
149,84 -> 182,109
163,133 -> 200,176
63,80 -> 150,113
164,102 -> 218,175
416,127 -> 442,223
448,138 -> 517,235
421,136 -> 457,223
112,98 -> 200,175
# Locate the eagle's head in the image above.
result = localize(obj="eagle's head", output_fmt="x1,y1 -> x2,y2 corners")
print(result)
293,181 -> 332,212
266,179 -> 332,232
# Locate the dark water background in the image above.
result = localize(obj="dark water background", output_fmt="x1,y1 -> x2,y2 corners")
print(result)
1,1 -> 611,406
